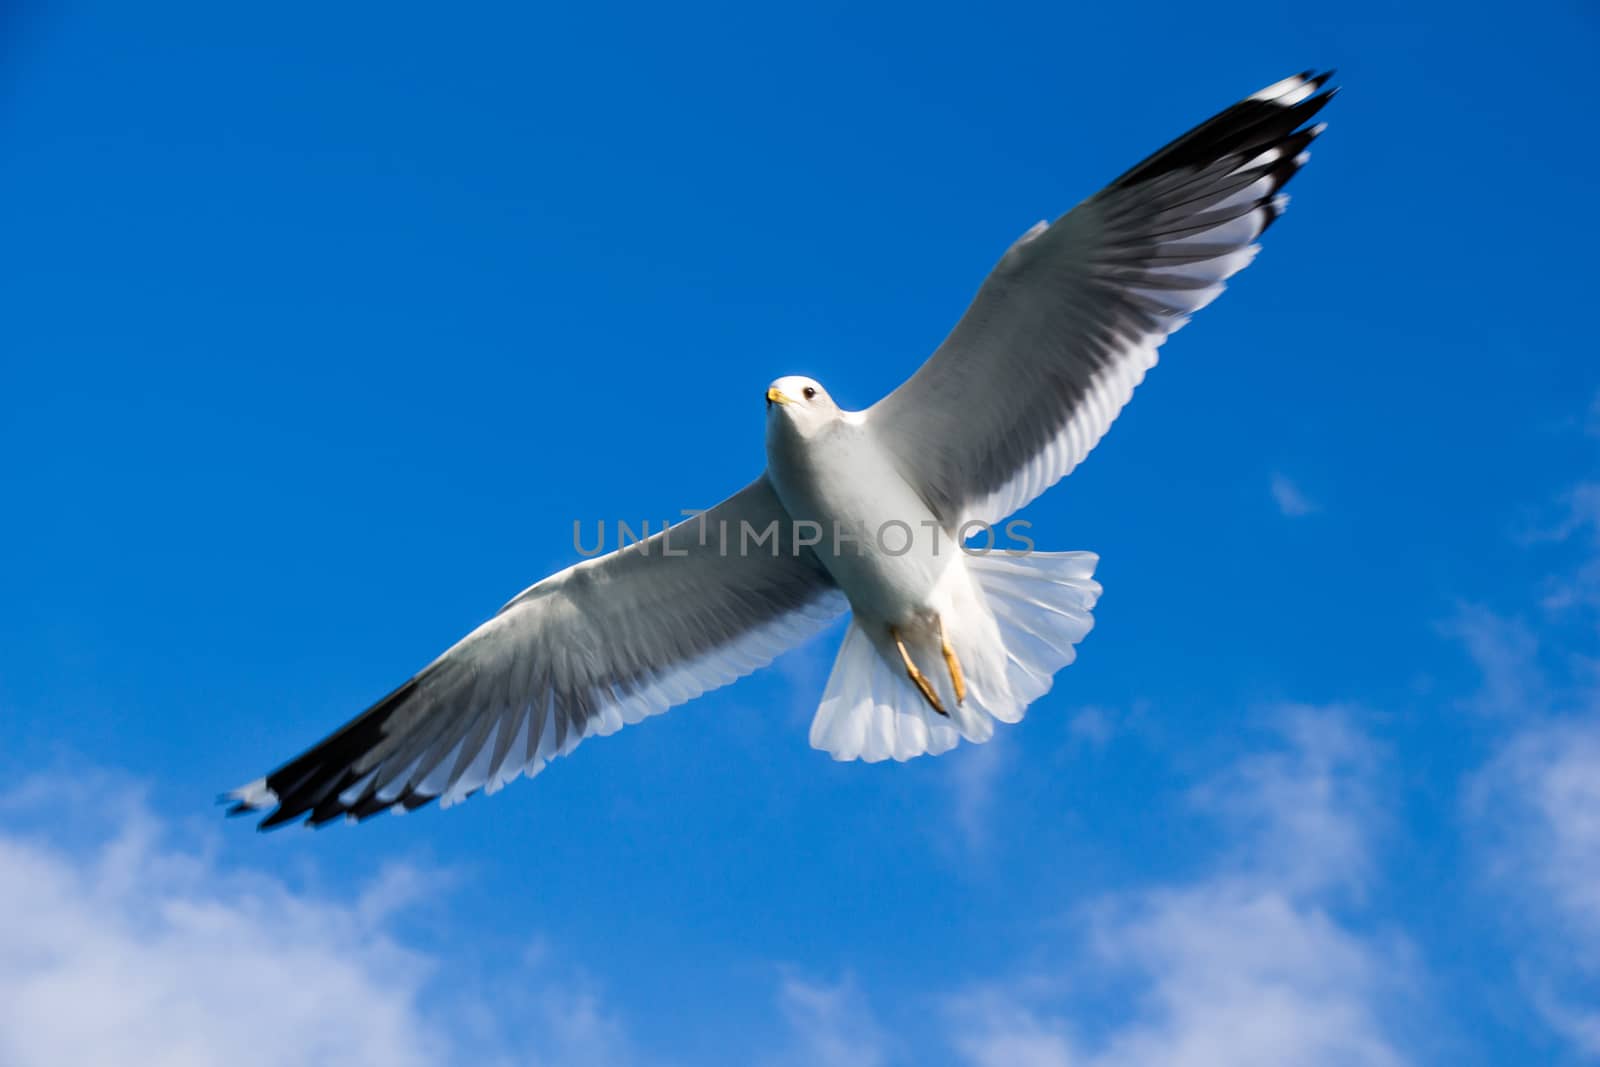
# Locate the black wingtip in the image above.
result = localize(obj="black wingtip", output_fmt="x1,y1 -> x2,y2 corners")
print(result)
1109,69 -> 1339,191
224,673 -> 434,832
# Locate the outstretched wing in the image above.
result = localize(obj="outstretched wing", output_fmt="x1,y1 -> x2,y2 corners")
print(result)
228,477 -> 845,828
869,71 -> 1336,529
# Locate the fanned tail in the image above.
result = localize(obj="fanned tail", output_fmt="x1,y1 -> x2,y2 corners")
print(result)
809,551 -> 1100,762
967,551 -> 1100,713
809,621 -> 964,762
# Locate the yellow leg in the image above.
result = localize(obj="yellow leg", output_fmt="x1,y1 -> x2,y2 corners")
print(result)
891,626 -> 947,716
938,616 -> 966,705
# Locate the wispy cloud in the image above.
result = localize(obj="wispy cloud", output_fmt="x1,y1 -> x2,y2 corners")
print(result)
0,777 -> 637,1067
1066,706 -> 1115,749
1533,482 -> 1600,615
1476,722 -> 1600,938
1188,705 -> 1381,895
1472,716 -> 1600,1055
945,707 -> 1416,1067
769,973 -> 893,1067
1270,473 -> 1318,518
1440,603 -> 1546,718
1459,479 -> 1600,1057
944,735 -> 1011,855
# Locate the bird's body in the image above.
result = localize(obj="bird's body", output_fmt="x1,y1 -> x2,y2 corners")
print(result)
764,376 -> 1016,737
228,71 -> 1338,828
763,386 -> 949,632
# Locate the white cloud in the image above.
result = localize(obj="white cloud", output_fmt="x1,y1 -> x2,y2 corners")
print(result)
769,973 -> 893,1067
949,991 -> 1076,1067
1530,980 -> 1600,1060
1066,707 -> 1115,749
944,735 -> 1010,854
1472,718 -> 1600,1053
1549,483 -> 1600,544
1188,706 -> 1379,895
1477,721 -> 1600,940
1457,478 -> 1600,1058
1270,473 -> 1318,518
1441,603 -> 1546,718
0,725 -> 1414,1067
1537,483 -> 1600,615
946,707 -> 1416,1067
1074,886 -> 1403,1067
0,778 -> 635,1067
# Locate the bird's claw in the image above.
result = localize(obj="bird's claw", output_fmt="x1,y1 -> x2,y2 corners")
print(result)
938,616 -> 966,705
892,626 -> 948,716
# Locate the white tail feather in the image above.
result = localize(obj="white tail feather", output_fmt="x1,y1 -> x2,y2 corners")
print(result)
810,551 -> 1100,762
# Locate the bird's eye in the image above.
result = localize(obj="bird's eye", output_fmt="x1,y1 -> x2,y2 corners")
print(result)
803,387 -> 817,400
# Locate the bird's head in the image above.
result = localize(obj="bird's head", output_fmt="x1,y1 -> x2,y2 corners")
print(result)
764,375 -> 840,434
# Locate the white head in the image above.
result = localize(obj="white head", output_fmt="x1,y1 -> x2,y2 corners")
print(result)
764,375 -> 841,435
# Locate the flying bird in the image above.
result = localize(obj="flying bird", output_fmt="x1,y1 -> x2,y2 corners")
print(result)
229,71 -> 1336,828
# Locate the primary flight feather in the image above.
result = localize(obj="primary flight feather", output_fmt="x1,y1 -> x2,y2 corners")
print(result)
228,71 -> 1337,828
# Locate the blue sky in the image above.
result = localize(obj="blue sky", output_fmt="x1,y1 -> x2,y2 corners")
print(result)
3,2 -> 1598,1064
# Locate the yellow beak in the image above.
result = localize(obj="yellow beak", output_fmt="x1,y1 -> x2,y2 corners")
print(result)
766,386 -> 791,406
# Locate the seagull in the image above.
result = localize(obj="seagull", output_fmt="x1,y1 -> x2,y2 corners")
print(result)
228,71 -> 1336,828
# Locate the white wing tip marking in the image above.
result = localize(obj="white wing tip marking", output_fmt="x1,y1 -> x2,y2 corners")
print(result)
1250,72 -> 1317,105
228,777 -> 276,810
1245,146 -> 1284,169
1249,74 -> 1299,101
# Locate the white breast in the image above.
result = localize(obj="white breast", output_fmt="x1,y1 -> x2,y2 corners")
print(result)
765,414 -> 961,624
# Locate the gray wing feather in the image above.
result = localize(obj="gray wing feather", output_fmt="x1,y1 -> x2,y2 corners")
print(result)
228,476 -> 845,828
869,71 -> 1336,529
